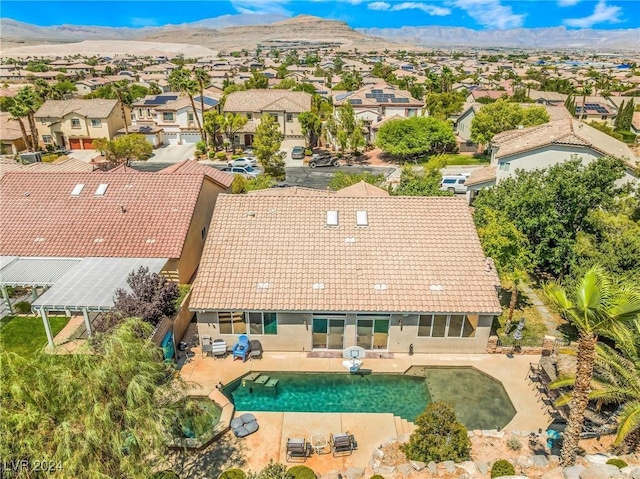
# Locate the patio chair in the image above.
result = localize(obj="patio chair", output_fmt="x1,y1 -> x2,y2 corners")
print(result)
232,334 -> 250,362
201,335 -> 213,358
231,413 -> 259,438
330,433 -> 357,457
249,339 -> 263,360
211,339 -> 228,359
286,438 -> 312,462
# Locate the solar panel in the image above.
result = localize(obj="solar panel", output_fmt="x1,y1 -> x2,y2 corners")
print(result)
371,89 -> 382,93
365,94 -> 374,98
349,99 -> 362,105
144,95 -> 178,105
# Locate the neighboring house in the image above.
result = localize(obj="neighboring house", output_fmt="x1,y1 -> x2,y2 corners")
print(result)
466,118 -> 639,204
128,92 -> 220,146
74,77 -> 112,96
34,99 -> 130,150
574,101 -> 616,125
632,111 -> 640,137
190,187 -> 502,354
223,90 -> 312,147
0,112 -> 31,155
333,83 -> 424,143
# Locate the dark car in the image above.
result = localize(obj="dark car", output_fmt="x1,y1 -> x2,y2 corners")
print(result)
308,153 -> 339,168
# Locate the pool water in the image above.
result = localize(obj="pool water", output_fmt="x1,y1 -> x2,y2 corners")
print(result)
222,367 -> 516,429
223,372 -> 431,422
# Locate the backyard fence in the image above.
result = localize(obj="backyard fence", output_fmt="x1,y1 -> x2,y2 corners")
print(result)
488,335 -> 572,355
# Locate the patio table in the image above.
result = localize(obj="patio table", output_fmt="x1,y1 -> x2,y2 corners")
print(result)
310,433 -> 328,455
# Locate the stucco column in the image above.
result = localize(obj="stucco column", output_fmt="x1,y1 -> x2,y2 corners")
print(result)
41,308 -> 54,349
31,286 -> 38,301
1,286 -> 13,315
82,308 -> 92,336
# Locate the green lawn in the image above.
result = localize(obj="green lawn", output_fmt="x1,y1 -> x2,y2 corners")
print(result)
419,154 -> 490,166
0,315 -> 70,357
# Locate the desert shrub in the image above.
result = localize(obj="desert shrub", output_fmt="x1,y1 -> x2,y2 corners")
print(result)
215,151 -> 227,160
41,153 -> 58,163
506,436 -> 522,451
606,459 -> 627,469
287,466 -> 316,479
219,469 -> 246,479
248,461 -> 290,479
304,148 -> 312,156
491,460 -> 515,478
154,471 -> 179,479
370,476 -> 385,479
14,301 -> 32,314
195,141 -> 207,156
401,401 -> 471,463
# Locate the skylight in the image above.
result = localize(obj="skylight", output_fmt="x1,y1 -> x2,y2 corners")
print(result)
326,210 -> 338,226
94,183 -> 109,196
356,210 -> 368,226
257,282 -> 270,289
71,183 -> 85,196
374,283 -> 388,290
312,283 -> 325,290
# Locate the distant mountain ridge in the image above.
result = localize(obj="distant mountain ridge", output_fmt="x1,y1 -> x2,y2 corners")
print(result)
357,25 -> 640,50
1,15 -> 639,50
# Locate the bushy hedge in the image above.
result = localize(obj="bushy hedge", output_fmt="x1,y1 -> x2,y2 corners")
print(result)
14,301 -> 32,314
401,401 -> 471,463
490,460 -> 515,478
288,466 -> 316,479
219,469 -> 246,479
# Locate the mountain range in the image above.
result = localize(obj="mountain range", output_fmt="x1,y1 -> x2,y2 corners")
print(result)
1,15 -> 639,51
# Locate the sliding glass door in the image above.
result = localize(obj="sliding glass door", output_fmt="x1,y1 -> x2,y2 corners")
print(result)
312,318 -> 345,349
356,316 -> 390,350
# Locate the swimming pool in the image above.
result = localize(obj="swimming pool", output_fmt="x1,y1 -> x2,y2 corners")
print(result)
222,367 -> 516,429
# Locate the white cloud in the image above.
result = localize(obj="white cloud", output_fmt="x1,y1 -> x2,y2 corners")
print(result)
367,1 -> 451,16
557,0 -> 581,6
452,0 -> 525,29
367,1 -> 391,10
230,0 -> 291,15
563,0 -> 622,27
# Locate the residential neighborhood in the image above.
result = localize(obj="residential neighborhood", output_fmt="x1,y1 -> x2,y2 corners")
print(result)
1,7 -> 640,479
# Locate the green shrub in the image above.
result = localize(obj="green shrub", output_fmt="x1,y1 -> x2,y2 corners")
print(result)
195,141 -> 207,156
288,466 -> 316,479
370,476 -> 385,479
401,401 -> 471,463
215,151 -> 227,160
14,301 -> 32,314
41,153 -> 59,163
606,459 -> 627,469
506,436 -> 522,451
219,469 -> 246,479
491,460 -> 515,478
304,148 -> 312,156
154,471 -> 179,479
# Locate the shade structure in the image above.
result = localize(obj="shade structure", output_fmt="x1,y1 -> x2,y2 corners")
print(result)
0,257 -> 82,287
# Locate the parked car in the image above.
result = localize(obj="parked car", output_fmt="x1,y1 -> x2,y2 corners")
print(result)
223,166 -> 260,179
440,174 -> 469,194
309,153 -> 339,168
228,157 -> 257,168
291,146 -> 305,160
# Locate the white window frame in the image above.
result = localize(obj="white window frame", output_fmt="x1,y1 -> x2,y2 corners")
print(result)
90,119 -> 102,128
70,118 -> 81,129
42,135 -> 53,144
286,113 -> 293,122
246,312 -> 278,335
162,112 -> 175,122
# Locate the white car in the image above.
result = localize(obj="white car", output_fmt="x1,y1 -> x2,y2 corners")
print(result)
223,166 -> 260,179
440,174 -> 470,194
228,157 -> 257,168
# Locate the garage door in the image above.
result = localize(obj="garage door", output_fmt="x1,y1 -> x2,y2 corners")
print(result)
181,133 -> 200,144
69,138 -> 82,149
164,133 -> 179,146
82,138 -> 95,149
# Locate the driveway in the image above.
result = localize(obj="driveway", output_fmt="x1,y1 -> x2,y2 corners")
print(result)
66,150 -> 102,163
149,144 -> 196,163
285,166 -> 395,190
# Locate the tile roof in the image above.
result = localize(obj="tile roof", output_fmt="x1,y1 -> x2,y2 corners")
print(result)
248,186 -> 334,196
27,157 -> 96,173
158,160 -> 234,188
224,90 -> 312,113
492,118 -> 638,168
34,99 -> 119,119
334,82 -> 423,108
190,195 -> 501,314
465,166 -> 497,187
0,112 -> 25,141
0,171 -> 206,258
335,181 -> 389,197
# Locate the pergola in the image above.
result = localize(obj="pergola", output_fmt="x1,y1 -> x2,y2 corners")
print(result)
2,256 -> 167,348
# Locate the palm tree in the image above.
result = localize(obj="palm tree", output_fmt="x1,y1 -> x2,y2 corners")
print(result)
8,103 -> 33,150
504,268 -> 528,334
192,68 -> 210,144
14,86 -> 41,150
544,267 -> 640,466
168,68 -> 204,143
112,80 -> 131,134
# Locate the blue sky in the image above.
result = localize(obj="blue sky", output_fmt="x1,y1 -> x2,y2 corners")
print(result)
2,0 -> 637,30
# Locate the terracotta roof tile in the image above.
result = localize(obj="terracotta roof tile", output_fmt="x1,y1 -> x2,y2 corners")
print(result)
0,171 -> 205,258
190,195 -> 501,314
465,166 -> 497,187
34,99 -> 119,118
224,90 -> 312,113
158,160 -> 234,188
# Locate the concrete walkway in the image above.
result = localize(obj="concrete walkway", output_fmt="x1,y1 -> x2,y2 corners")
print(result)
522,284 -> 561,335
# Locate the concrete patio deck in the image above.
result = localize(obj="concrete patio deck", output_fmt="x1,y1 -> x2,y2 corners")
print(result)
178,349 -> 551,475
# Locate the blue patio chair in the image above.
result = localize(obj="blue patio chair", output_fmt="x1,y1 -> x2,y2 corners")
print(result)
232,334 -> 250,362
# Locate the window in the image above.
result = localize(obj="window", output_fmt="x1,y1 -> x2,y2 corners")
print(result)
418,314 -> 477,338
71,118 -> 81,129
42,135 -> 53,144
90,119 -> 102,128
188,112 -> 194,123
162,112 -> 174,122
247,113 -> 253,120
201,226 -> 207,239
499,162 -> 510,171
247,312 -> 278,335
601,115 -> 608,120
40,118 -> 47,125
218,311 -> 245,334
286,113 -> 293,122
407,108 -> 417,117
270,113 -> 278,121
138,109 -> 143,118
131,113 -> 136,121
146,109 -> 151,117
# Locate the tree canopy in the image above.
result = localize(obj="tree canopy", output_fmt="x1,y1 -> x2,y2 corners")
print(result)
0,318 -> 183,478
253,114 -> 285,180
470,100 -> 550,144
376,116 -> 456,159
93,134 -> 153,166
328,171 -> 386,191
424,91 -> 465,120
